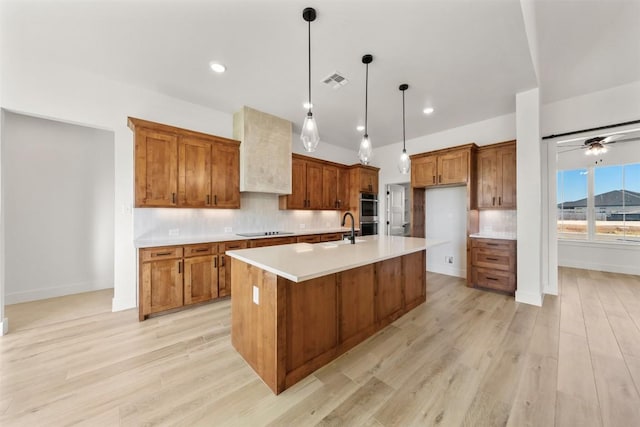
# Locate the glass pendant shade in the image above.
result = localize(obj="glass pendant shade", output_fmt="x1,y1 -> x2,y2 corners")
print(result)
358,134 -> 372,165
301,112 -> 320,152
398,148 -> 410,174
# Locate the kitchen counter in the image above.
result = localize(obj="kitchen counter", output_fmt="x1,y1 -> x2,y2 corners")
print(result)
226,235 -> 445,282
134,227 -> 357,248
469,233 -> 517,241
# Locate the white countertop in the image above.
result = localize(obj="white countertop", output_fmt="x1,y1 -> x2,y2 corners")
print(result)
469,233 -> 517,241
226,235 -> 446,283
134,227 -> 356,248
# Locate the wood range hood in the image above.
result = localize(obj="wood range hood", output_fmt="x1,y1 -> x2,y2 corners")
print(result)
233,106 -> 292,195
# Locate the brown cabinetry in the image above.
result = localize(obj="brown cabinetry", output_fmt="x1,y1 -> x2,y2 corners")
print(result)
280,154 -> 349,210
139,247 -> 184,319
219,241 -> 248,297
411,147 -> 469,188
477,141 -> 516,209
470,238 -> 516,294
351,165 -> 379,193
184,253 -> 218,305
249,236 -> 298,248
130,117 -> 240,209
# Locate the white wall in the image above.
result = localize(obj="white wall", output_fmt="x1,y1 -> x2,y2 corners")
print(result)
3,112 -> 115,304
516,88 -> 543,306
425,186 -> 467,278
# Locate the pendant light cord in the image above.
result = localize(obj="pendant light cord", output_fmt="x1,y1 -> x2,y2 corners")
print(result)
364,63 -> 369,135
402,89 -> 406,150
307,20 -> 312,114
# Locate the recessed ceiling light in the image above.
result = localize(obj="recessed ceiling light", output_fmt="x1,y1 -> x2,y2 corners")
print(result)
209,62 -> 226,73
303,102 -> 313,109
356,125 -> 365,132
423,107 -> 434,115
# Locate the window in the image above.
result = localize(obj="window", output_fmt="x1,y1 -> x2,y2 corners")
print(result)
557,162 -> 640,242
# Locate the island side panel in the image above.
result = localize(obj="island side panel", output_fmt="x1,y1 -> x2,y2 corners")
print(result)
231,258 -> 285,394
376,256 -> 404,328
404,250 -> 427,311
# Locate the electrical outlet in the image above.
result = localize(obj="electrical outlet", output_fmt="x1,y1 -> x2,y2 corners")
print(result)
169,228 -> 179,236
300,223 -> 306,229
252,285 -> 259,305
446,256 -> 454,264
224,227 -> 232,233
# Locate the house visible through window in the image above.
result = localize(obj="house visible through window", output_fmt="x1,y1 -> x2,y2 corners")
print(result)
557,163 -> 640,242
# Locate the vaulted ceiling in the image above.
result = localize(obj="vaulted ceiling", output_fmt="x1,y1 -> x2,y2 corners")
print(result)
3,0 -> 639,150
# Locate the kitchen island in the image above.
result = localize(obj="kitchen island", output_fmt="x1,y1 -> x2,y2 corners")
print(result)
226,235 -> 443,394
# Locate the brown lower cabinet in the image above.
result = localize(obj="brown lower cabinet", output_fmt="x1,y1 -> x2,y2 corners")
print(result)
139,232 -> 346,320
470,238 -> 517,294
231,250 -> 426,394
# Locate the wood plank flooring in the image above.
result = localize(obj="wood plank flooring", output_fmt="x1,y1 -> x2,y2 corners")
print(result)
1,268 -> 639,426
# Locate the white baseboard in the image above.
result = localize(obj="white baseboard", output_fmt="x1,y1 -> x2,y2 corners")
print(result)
516,289 -> 543,306
544,283 -> 559,296
427,263 -> 466,278
1,318 -> 8,336
5,281 -> 113,305
559,260 -> 640,276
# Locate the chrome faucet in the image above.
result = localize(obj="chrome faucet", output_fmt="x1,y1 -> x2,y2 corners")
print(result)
341,212 -> 356,244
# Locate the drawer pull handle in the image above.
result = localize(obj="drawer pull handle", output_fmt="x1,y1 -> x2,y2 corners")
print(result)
178,261 -> 182,273
492,196 -> 496,206
487,277 -> 498,281
486,257 -> 499,261
486,243 -> 499,246
194,248 -> 208,252
221,256 -> 226,267
172,193 -> 176,204
207,195 -> 210,204
498,196 -> 502,205
214,195 -> 218,205
156,252 -> 172,256
214,257 -> 218,268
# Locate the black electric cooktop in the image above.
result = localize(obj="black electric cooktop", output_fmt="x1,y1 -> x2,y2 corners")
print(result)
236,231 -> 295,237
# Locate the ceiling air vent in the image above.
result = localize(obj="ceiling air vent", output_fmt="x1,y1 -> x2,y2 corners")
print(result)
322,71 -> 349,89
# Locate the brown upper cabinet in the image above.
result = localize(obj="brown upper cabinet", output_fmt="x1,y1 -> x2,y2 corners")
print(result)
476,141 -> 516,209
279,154 -> 350,210
352,166 -> 379,193
129,117 -> 240,208
411,146 -> 470,188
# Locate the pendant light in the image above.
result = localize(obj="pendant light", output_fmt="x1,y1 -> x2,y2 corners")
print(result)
301,7 -> 320,152
398,84 -> 410,174
358,54 -> 373,164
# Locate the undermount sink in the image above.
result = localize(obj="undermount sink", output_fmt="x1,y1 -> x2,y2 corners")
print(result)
321,239 -> 366,248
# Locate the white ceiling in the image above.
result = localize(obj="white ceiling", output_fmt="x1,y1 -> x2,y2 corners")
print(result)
3,0 -> 639,150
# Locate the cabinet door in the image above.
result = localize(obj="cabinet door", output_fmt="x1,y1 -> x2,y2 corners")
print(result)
322,165 -> 338,209
184,255 -> 218,304
220,241 -> 248,297
212,142 -> 240,208
337,167 -> 350,209
286,157 -> 308,209
306,161 -> 324,209
359,169 -> 377,193
339,265 -> 375,344
411,155 -> 437,187
437,150 -> 468,185
135,128 -> 178,207
496,145 -> 516,208
178,137 -> 212,207
375,257 -> 403,325
477,148 -> 498,208
297,234 -> 322,243
140,259 -> 183,316
403,251 -> 426,309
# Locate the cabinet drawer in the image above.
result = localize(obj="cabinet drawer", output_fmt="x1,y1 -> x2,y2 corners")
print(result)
321,233 -> 342,242
471,248 -> 514,271
183,243 -> 214,257
297,235 -> 321,243
472,267 -> 515,293
221,240 -> 248,252
140,246 -> 183,262
249,237 -> 297,248
471,238 -> 515,251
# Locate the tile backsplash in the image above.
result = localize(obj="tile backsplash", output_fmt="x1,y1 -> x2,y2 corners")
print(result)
134,192 -> 342,239
479,210 -> 517,234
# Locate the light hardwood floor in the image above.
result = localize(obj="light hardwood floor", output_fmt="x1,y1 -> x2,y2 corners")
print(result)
1,268 -> 639,426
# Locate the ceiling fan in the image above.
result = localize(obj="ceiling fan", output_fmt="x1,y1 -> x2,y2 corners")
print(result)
558,133 -> 640,155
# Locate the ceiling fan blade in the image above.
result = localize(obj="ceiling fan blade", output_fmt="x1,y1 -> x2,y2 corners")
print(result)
602,134 -> 625,143
558,146 -> 586,154
607,136 -> 640,144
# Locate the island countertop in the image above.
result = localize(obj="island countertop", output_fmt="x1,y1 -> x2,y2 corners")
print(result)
226,235 -> 445,282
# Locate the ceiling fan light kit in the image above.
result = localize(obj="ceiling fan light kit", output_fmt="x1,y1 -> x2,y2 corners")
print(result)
358,54 -> 374,165
300,7 -> 320,153
398,83 -> 410,174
